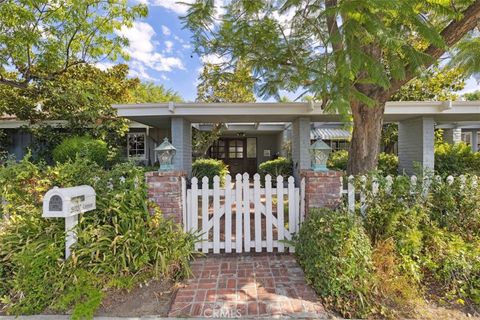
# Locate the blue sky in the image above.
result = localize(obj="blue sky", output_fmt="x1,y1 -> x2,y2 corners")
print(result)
99,0 -> 479,102
96,0 -> 217,102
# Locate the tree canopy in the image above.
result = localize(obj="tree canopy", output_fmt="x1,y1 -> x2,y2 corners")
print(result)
0,0 -> 147,89
464,90 -> 480,101
127,82 -> 182,103
193,60 -> 256,158
196,61 -> 255,103
183,0 -> 480,174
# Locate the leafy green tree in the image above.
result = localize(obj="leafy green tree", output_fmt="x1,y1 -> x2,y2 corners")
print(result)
196,61 -> 255,103
382,68 -> 466,153
0,64 -> 138,161
392,68 -> 465,101
193,61 -> 256,157
183,0 -> 480,174
464,90 -> 480,101
0,0 -> 147,89
127,82 -> 182,103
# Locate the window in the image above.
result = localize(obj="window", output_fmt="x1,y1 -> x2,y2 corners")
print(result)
462,132 -> 472,145
210,139 -> 226,159
127,133 -> 146,159
247,138 -> 257,158
322,139 -> 349,151
228,139 -> 244,159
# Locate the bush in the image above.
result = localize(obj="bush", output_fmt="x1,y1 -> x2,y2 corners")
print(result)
378,152 -> 399,175
192,158 -> 229,187
53,136 -> 108,167
0,158 -> 197,317
258,157 -> 293,182
294,208 -> 374,318
327,150 -> 398,174
327,150 -> 348,171
435,142 -> 480,176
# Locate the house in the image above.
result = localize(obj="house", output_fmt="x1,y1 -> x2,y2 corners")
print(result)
2,101 -> 480,176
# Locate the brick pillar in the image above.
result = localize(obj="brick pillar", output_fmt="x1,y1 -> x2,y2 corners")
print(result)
300,170 -> 343,210
146,171 -> 186,224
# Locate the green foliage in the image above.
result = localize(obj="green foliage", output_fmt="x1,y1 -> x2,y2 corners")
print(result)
327,150 -> 349,171
464,90 -> 480,101
258,157 -> 293,183
0,0 -> 147,89
53,136 -> 108,167
192,158 -> 229,187
328,151 -> 398,175
196,61 -> 255,103
127,82 -> 182,103
0,158 -> 196,317
184,0 -> 474,109
391,68 -> 465,101
294,208 -> 374,318
377,153 -> 399,175
434,142 -> 480,176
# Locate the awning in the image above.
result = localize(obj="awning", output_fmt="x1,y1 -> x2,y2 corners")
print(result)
311,128 -> 351,140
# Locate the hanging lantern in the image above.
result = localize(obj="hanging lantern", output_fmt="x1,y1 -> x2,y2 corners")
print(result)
309,139 -> 332,172
155,138 -> 176,171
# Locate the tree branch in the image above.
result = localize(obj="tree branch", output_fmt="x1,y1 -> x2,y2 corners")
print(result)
386,0 -> 480,99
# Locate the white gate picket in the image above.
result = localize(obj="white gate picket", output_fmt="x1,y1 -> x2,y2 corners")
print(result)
265,174 -> 273,252
235,174 -> 243,253
253,174 -> 262,252
242,173 -> 251,252
276,175 -> 285,253
224,175 -> 232,253
185,173 -> 302,254
201,177 -> 208,253
213,176 -> 221,254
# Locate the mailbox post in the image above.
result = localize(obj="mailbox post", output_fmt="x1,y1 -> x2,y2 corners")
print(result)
42,185 -> 96,259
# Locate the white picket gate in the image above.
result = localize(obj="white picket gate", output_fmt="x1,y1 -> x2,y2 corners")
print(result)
184,173 -> 304,254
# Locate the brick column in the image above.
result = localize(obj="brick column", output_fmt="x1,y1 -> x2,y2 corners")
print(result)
146,171 -> 186,224
300,170 -> 343,210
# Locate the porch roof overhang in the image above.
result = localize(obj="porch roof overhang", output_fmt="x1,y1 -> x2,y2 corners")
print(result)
113,101 -> 480,127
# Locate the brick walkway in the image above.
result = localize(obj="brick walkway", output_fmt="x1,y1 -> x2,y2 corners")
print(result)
168,254 -> 329,318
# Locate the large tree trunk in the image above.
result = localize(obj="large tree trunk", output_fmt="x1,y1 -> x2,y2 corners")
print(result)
347,101 -> 386,175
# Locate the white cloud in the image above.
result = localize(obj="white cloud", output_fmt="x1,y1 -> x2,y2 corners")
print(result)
161,25 -> 171,36
459,76 -> 480,95
164,40 -> 174,53
150,0 -> 194,15
117,21 -> 185,74
95,61 -> 115,71
200,53 -> 227,65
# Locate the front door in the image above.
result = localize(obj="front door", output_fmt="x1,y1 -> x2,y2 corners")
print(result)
209,138 -> 257,175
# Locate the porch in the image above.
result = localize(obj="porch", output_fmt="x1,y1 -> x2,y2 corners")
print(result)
115,100 -> 480,176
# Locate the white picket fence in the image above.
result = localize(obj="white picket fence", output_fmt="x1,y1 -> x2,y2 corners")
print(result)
344,174 -> 476,214
185,173 -> 305,254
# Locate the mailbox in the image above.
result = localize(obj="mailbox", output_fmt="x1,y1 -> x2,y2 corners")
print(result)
42,185 -> 96,259
43,185 -> 96,218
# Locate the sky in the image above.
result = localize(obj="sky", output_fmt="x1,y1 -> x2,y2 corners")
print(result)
99,0 -> 479,102
96,0 -> 218,102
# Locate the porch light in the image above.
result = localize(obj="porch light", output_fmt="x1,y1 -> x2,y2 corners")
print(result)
155,138 -> 176,171
309,139 -> 332,172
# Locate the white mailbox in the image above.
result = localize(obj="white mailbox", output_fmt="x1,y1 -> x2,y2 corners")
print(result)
42,185 -> 96,259
43,185 -> 96,218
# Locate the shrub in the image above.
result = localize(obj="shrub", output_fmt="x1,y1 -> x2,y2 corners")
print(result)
53,136 -> 108,166
327,150 -> 348,171
327,150 -> 398,174
422,226 -> 480,306
192,158 -> 229,187
294,208 -> 374,318
258,157 -> 293,183
0,158 -> 197,317
378,153 -> 399,175
435,142 -> 480,176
